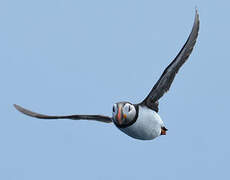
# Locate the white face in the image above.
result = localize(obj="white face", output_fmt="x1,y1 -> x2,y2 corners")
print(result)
112,102 -> 136,126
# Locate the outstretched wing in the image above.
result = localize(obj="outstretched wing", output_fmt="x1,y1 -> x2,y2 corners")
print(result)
14,104 -> 112,123
141,10 -> 200,111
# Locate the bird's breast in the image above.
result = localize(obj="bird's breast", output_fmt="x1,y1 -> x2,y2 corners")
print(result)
118,106 -> 164,140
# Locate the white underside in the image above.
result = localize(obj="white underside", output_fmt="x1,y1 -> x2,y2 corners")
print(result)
118,106 -> 164,140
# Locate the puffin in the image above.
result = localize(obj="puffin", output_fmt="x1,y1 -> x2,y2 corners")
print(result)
14,10 -> 199,140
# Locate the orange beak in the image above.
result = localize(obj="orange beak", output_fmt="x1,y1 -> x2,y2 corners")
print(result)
117,106 -> 122,125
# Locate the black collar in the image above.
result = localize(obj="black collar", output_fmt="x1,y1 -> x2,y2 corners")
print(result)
114,105 -> 139,129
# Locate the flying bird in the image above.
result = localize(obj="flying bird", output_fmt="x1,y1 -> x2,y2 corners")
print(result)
14,10 -> 199,140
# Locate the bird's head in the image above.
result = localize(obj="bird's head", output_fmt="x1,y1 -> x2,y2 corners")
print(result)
112,102 -> 137,127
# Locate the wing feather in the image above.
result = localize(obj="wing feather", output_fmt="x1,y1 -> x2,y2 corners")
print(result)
14,104 -> 112,123
141,10 -> 200,111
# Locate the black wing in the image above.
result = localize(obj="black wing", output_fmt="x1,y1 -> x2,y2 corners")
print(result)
140,10 -> 200,112
14,104 -> 112,123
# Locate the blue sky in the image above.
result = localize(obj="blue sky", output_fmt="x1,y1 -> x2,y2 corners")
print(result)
1,0 -> 229,179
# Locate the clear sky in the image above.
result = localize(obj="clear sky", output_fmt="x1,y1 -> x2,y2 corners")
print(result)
1,0 -> 229,179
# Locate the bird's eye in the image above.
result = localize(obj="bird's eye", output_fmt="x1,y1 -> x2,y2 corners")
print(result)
128,106 -> 131,112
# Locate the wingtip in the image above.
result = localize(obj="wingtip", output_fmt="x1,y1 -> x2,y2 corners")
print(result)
13,104 -> 26,114
193,7 -> 200,32
13,104 -> 42,118
195,7 -> 199,21
13,104 -> 20,111
195,6 -> 198,13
